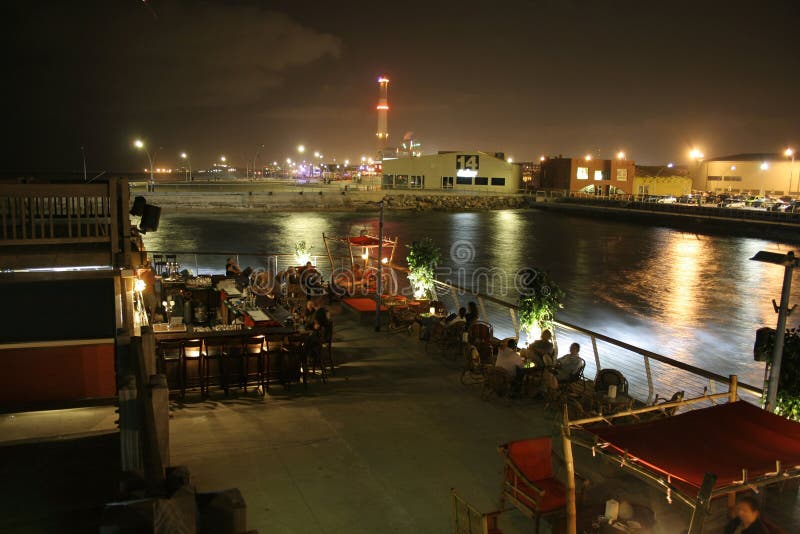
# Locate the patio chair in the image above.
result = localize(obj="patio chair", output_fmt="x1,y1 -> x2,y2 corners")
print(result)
437,322 -> 466,358
468,320 -> 494,346
593,368 -> 628,396
652,390 -> 685,417
545,357 -> 587,417
481,367 -> 513,402
388,305 -> 416,334
451,489 -> 503,534
497,437 -> 567,534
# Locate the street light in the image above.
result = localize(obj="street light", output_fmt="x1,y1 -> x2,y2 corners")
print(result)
297,145 -> 306,154
785,148 -> 795,195
133,139 -> 155,189
689,148 -> 704,160
750,250 -> 799,413
180,152 -> 191,182
584,154 -> 592,161
507,157 -> 513,163
616,151 -> 626,160
220,155 -> 227,163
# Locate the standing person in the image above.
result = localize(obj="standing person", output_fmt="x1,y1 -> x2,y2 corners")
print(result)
723,495 -> 771,534
465,301 -> 480,327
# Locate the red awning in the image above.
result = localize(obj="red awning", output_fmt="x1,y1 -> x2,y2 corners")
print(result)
345,236 -> 394,247
588,401 -> 800,494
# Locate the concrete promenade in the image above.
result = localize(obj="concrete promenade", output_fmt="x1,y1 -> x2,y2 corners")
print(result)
2,307 -> 799,532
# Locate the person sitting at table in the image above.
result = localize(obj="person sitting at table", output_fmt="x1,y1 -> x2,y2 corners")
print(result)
444,307 -> 467,326
494,338 -> 527,395
301,299 -> 318,329
465,301 -> 480,327
723,495 -> 771,534
530,329 -> 555,367
302,307 -> 331,363
225,257 -> 242,277
555,343 -> 584,382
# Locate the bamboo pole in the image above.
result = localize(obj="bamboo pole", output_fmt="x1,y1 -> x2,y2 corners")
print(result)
569,390 -> 732,427
727,374 -> 739,515
563,403 -> 577,534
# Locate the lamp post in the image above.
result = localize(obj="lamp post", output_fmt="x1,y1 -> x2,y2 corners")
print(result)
134,139 -> 155,191
80,145 -> 87,182
750,250 -> 799,412
180,152 -> 191,182
785,148 -> 795,196
760,161 -> 769,197
689,148 -> 704,194
375,199 -> 385,332
252,144 -> 264,181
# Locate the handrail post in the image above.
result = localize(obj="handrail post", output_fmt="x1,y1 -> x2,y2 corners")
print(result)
509,308 -> 519,339
644,355 -> 654,404
591,335 -> 601,373
729,374 -> 738,403
562,404 -> 577,534
477,297 -> 487,323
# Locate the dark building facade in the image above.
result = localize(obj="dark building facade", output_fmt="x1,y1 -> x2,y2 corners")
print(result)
538,156 -> 635,195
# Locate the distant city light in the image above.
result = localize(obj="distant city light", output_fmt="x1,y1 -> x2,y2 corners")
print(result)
286,158 -> 292,164
180,152 -> 187,159
786,147 -> 795,158
539,156 -> 546,162
361,156 -> 366,162
344,159 -> 350,166
507,157 -> 513,163
134,139 -> 144,149
378,76 -> 389,83
667,162 -> 674,168
689,148 -> 704,160
761,162 -> 769,170
297,144 -> 305,154
220,155 -> 226,162
616,151 -> 626,160
731,165 -> 737,171
584,154 -> 592,161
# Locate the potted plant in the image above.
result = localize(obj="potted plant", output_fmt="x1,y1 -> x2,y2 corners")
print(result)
406,238 -> 441,300
294,240 -> 312,265
776,327 -> 800,421
517,268 -> 564,344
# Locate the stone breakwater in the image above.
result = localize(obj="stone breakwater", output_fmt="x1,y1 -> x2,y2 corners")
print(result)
136,190 -> 534,212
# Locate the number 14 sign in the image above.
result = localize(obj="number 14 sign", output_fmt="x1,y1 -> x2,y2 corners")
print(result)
456,154 -> 479,170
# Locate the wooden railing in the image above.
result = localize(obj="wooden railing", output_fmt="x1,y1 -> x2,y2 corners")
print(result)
0,182 -> 122,246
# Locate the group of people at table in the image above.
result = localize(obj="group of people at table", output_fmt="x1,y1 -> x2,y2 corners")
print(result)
422,301 -> 585,397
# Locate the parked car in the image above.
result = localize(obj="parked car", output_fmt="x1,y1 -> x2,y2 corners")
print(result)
657,196 -> 678,204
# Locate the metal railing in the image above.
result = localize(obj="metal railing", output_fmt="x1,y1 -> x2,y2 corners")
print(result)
429,278 -> 763,407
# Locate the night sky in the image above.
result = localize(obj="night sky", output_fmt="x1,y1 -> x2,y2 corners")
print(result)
4,0 -> 799,171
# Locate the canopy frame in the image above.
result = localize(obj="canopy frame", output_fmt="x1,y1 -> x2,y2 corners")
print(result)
322,232 -> 398,273
560,376 -> 800,533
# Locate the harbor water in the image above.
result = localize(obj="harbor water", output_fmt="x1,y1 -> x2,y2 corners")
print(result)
142,208 -> 800,392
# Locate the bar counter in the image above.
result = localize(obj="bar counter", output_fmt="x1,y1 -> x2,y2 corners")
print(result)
152,324 -> 297,342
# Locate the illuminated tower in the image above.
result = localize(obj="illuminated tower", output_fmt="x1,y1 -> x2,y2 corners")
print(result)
376,75 -> 389,153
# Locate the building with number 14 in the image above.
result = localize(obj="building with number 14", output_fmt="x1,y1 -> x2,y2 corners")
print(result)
381,151 -> 521,193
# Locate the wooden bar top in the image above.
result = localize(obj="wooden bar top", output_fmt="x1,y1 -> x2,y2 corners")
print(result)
152,324 -> 297,342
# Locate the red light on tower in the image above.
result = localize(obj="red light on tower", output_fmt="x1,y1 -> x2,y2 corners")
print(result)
376,75 -> 389,152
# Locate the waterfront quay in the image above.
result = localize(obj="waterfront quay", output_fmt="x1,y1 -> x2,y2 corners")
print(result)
3,306 -> 798,533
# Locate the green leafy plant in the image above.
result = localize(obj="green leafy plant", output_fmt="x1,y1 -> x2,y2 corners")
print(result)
406,238 -> 441,299
294,240 -> 312,265
517,268 -> 564,339
775,327 -> 800,421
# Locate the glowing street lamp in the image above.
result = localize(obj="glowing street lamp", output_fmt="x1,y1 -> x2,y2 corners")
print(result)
507,157 -> 513,163
785,148 -> 795,194
689,148 -> 704,160
313,151 -> 320,158
760,161 -> 769,196
616,151 -> 626,160
539,156 -> 546,162
297,145 -> 306,154
180,152 -> 191,182
344,159 -> 350,166
760,161 -> 769,171
584,154 -> 592,161
220,155 -> 227,163
133,139 -> 155,187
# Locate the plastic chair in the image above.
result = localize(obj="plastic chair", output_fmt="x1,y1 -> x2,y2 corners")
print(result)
497,437 -> 567,534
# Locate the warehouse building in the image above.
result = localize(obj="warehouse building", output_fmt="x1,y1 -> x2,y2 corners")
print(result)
380,151 -> 521,193
538,155 -> 635,195
694,153 -> 798,196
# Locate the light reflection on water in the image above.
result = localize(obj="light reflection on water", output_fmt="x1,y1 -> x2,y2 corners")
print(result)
143,209 -> 799,387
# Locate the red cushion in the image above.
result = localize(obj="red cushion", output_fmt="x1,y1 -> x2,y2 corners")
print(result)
506,473 -> 566,512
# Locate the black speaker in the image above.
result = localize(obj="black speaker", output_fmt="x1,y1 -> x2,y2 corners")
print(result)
130,196 -> 147,216
754,327 -> 775,362
140,204 -> 161,233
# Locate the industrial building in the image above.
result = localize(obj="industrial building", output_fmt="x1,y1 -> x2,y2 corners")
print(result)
381,151 -> 521,193
538,155 -> 635,195
693,153 -> 798,196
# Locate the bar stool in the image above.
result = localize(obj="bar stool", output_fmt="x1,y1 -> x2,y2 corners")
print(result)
157,340 -> 184,395
282,334 -> 306,391
321,320 -> 334,376
202,338 -> 229,397
182,339 -> 203,399
241,336 -> 266,395
152,254 -> 166,276
264,335 -> 285,393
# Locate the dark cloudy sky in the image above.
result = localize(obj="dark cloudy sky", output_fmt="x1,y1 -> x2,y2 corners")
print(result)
3,0 -> 799,171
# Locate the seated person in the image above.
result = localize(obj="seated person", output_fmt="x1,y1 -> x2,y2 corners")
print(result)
300,261 -> 323,295
443,307 -> 467,327
301,299 -> 318,329
465,301 -> 480,327
494,338 -> 528,393
723,495 -> 771,534
555,342 -> 584,382
530,329 -> 555,367
225,257 -> 242,277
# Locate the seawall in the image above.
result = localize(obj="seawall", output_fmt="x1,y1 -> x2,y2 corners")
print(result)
136,190 -> 534,212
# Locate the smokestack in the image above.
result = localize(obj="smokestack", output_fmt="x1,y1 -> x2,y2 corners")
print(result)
376,75 -> 389,153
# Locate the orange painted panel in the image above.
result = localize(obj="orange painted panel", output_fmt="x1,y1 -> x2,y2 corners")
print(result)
0,344 -> 116,405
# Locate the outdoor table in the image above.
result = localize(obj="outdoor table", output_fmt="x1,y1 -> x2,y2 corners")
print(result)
595,393 -> 634,416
